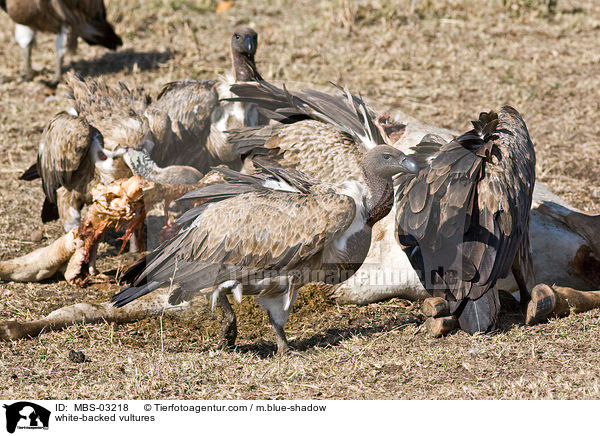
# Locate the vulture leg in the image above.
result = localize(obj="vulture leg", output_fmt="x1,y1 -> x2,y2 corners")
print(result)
267,310 -> 290,355
53,25 -> 69,85
512,263 -> 531,310
217,294 -> 237,349
163,199 -> 171,228
511,256 -> 533,311
209,281 -> 242,349
14,24 -> 35,81
128,233 -> 140,254
258,279 -> 300,355
87,242 -> 99,276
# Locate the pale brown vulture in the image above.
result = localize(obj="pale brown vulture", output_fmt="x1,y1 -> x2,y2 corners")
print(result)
112,146 -> 418,354
21,73 -> 202,232
146,26 -> 265,172
0,0 -> 122,83
395,107 -> 536,334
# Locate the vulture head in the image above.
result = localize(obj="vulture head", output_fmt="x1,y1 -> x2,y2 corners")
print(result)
231,26 -> 258,57
362,145 -> 419,179
231,26 -> 262,82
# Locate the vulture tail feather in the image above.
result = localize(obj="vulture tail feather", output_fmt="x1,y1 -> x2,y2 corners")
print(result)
454,289 -> 500,334
20,163 -> 40,181
111,281 -> 163,307
41,197 -> 59,223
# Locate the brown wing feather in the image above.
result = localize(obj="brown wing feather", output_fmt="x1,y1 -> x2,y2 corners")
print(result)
53,0 -> 122,49
37,112 -> 97,203
114,177 -> 356,306
147,79 -> 218,168
228,81 -> 384,149
396,107 -> 535,308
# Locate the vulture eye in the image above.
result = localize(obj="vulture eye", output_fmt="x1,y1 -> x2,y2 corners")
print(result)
383,153 -> 392,160
234,34 -> 240,40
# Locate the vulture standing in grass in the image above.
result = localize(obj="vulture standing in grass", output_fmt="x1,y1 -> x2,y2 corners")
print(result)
20,73 -> 202,234
395,107 -> 536,334
146,26 -> 265,172
112,146 -> 418,354
0,0 -> 122,83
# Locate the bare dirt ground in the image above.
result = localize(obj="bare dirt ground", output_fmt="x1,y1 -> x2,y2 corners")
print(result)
1,0 -> 599,399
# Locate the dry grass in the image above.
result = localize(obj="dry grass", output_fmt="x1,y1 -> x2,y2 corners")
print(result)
0,0 -> 599,399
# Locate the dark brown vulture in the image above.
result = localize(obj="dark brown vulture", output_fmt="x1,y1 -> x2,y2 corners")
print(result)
395,107 -> 536,334
0,0 -> 122,83
112,146 -> 418,354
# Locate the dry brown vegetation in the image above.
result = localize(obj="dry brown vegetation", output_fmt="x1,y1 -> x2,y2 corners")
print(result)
1,0 -> 599,399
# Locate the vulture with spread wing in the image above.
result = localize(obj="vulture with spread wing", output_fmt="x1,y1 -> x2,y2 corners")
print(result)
395,107 -> 536,334
1,0 -> 122,83
112,146 -> 418,354
225,80 -> 413,183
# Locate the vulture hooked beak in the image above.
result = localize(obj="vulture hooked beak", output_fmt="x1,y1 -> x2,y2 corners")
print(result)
244,34 -> 256,55
400,154 -> 419,175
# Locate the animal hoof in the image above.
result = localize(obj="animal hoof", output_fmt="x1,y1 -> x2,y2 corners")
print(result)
422,297 -> 450,318
526,283 -> 556,325
0,320 -> 23,341
424,316 -> 457,337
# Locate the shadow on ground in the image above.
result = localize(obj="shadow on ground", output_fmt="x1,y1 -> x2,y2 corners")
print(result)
69,50 -> 172,77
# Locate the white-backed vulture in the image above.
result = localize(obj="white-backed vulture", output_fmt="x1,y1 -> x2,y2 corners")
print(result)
146,26 -> 265,173
395,107 -> 536,334
20,73 -> 202,233
112,146 -> 418,354
0,0 -> 122,83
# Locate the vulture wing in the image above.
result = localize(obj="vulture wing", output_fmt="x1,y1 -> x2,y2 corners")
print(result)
55,0 -> 122,49
147,79 -> 219,167
37,112 -> 99,204
228,120 -> 365,182
113,167 -> 356,307
396,107 -> 535,333
228,81 -> 384,149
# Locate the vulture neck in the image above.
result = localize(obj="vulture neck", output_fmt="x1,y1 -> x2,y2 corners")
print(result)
232,51 -> 262,82
363,171 -> 394,227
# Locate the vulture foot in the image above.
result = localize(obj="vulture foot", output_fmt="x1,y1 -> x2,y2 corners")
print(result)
275,337 -> 290,356
217,294 -> 237,350
271,323 -> 290,355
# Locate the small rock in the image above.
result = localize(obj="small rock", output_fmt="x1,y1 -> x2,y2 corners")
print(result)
30,229 -> 43,243
68,350 -> 87,363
